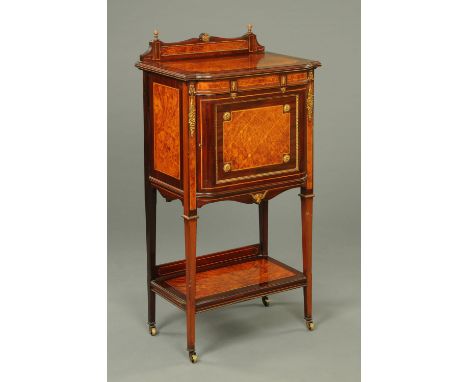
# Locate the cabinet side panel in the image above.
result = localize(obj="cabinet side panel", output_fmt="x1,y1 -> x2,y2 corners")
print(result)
153,83 -> 180,179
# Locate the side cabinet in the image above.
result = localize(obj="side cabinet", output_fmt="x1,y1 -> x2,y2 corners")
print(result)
136,26 -> 321,363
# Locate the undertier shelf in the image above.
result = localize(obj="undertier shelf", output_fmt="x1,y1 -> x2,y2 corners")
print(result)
151,244 -> 306,312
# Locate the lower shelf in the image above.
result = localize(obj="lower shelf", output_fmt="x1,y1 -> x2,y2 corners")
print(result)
151,244 -> 306,312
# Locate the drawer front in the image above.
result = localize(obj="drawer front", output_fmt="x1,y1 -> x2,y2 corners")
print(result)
196,72 -> 308,95
198,89 -> 307,191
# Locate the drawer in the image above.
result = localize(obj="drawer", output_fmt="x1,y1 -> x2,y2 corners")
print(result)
196,72 -> 309,95
198,88 -> 307,192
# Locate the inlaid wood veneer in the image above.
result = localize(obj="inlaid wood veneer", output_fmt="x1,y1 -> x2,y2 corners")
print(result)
196,73 -> 306,94
161,40 -> 248,57
222,104 -> 291,171
196,80 -> 230,93
237,74 -> 279,90
166,258 -> 296,299
137,52 -> 320,80
153,82 -> 180,179
287,71 -> 308,84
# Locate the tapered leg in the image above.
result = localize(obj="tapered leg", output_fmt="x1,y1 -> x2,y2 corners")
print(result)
183,214 -> 198,359
259,200 -> 269,257
145,182 -> 157,334
300,192 -> 315,330
259,200 -> 270,306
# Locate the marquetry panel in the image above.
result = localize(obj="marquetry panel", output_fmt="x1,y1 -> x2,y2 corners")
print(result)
222,105 -> 291,171
153,82 -> 180,179
237,75 -> 279,90
165,258 -> 296,300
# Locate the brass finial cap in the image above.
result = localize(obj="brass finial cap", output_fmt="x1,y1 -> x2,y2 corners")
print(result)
247,24 -> 253,34
153,29 -> 159,41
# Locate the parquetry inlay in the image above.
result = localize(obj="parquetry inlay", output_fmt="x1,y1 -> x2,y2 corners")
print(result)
222,105 -> 291,171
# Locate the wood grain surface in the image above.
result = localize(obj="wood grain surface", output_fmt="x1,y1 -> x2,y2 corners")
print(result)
161,40 -> 248,56
139,31 -> 264,63
137,51 -> 321,80
153,82 -> 180,179
287,71 -> 308,84
237,74 -> 279,90
166,258 -> 296,300
223,104 -> 290,171
196,80 -> 230,93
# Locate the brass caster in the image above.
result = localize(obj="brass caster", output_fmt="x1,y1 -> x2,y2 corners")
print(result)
306,320 -> 315,331
261,296 -> 270,307
149,325 -> 158,336
189,350 -> 198,363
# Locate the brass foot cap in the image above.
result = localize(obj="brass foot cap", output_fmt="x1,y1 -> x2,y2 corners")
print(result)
149,325 -> 158,336
261,296 -> 270,307
189,351 -> 198,363
306,321 -> 315,331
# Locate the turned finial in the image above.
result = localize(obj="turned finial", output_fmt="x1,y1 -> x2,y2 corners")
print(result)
153,29 -> 159,41
200,33 -> 210,42
247,24 -> 253,34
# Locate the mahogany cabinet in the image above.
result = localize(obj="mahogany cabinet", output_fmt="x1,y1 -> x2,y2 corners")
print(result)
135,26 -> 321,363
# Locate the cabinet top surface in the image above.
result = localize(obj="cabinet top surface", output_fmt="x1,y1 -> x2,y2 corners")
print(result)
137,51 -> 320,79
135,28 -> 321,80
